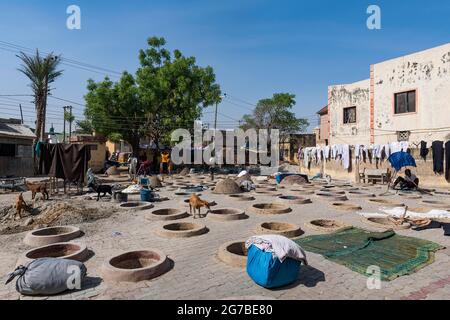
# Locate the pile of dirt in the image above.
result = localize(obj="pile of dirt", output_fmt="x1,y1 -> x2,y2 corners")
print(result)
280,175 -> 308,186
179,167 -> 190,176
150,176 -> 162,188
213,178 -> 243,194
0,200 -> 116,235
106,166 -> 120,176
235,173 -> 253,185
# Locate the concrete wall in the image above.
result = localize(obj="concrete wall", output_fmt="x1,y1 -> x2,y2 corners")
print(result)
300,148 -> 449,188
372,43 -> 450,144
0,137 -> 33,177
328,79 -> 371,146
319,112 -> 330,143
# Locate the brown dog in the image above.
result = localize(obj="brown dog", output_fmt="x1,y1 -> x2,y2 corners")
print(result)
15,193 -> 27,220
189,193 -> 211,219
26,181 -> 49,200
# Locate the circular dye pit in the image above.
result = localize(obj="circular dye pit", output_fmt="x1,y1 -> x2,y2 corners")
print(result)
208,208 -> 247,221
305,219 -> 349,233
315,192 -> 348,201
276,195 -> 312,205
421,200 -> 450,209
368,199 -> 405,207
156,222 -> 208,238
119,202 -> 154,210
102,249 -> 169,282
145,208 -> 189,221
364,217 -> 411,230
257,222 -> 303,238
23,226 -> 81,247
228,194 -> 255,201
318,189 -> 346,194
398,193 -> 422,199
348,191 -> 376,198
19,242 -> 88,265
331,202 -> 362,211
217,241 -> 248,268
249,203 -> 292,215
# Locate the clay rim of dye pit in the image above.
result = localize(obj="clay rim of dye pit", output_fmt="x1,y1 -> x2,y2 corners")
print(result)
304,219 -> 350,232
276,195 -> 312,204
145,208 -> 189,221
20,242 -> 88,265
101,249 -> 169,282
363,217 -> 411,230
207,208 -> 247,221
23,225 -> 81,247
331,202 -> 362,211
119,202 -> 154,210
257,221 -> 303,238
156,222 -> 208,238
348,191 -> 376,198
217,241 -> 248,268
368,199 -> 405,207
228,194 -> 256,201
249,203 -> 292,215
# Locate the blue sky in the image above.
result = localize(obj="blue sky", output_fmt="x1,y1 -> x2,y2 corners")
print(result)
0,0 -> 449,132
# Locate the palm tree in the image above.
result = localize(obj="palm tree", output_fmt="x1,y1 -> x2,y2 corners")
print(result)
17,50 -> 63,144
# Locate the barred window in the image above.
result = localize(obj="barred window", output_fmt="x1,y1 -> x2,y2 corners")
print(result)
343,107 -> 356,124
395,90 -> 416,114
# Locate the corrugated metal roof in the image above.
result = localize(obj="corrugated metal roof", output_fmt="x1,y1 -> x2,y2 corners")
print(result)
0,120 -> 35,140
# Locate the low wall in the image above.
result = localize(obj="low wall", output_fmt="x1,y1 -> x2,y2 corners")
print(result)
298,148 -> 449,188
0,156 -> 34,177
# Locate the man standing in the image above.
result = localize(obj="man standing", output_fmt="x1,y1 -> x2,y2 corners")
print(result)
160,150 -> 170,174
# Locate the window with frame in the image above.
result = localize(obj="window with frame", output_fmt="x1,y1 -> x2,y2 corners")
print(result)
395,90 -> 416,114
0,143 -> 16,157
343,107 -> 356,124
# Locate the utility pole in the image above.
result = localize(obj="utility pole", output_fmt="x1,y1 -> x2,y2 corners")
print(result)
19,104 -> 24,124
210,94 -> 226,181
63,106 -> 68,143
68,105 -> 73,141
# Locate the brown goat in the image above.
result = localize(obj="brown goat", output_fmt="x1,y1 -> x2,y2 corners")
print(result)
26,181 -> 49,200
15,193 -> 27,220
189,193 -> 211,219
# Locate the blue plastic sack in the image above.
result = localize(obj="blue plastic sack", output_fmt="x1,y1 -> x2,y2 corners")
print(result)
246,245 -> 301,289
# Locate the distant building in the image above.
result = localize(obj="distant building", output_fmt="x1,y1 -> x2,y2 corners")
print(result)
328,43 -> 450,145
316,105 -> 329,145
0,118 -> 34,177
69,133 -> 107,173
280,133 -> 316,163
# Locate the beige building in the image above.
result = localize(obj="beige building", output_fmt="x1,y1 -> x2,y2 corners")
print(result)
328,43 -> 450,146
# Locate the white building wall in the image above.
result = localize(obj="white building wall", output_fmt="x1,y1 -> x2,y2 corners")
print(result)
328,79 -> 371,146
373,43 -> 450,144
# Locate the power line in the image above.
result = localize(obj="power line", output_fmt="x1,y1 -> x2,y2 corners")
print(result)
0,40 -> 122,78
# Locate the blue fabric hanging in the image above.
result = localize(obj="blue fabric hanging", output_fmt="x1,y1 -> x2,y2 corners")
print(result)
388,152 -> 417,171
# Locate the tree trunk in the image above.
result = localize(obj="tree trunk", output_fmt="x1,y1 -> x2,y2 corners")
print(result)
130,135 -> 140,158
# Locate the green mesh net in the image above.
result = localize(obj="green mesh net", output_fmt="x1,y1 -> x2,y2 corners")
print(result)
295,227 -> 444,281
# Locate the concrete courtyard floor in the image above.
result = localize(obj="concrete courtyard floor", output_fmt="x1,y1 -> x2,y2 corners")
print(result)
1,175 -> 450,300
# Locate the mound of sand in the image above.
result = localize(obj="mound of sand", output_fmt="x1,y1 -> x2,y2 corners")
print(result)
280,175 -> 308,186
150,176 -> 162,188
0,201 -> 116,235
106,166 -> 120,176
213,178 -> 243,194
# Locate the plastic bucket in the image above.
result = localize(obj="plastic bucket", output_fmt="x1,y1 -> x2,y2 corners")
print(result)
140,189 -> 154,202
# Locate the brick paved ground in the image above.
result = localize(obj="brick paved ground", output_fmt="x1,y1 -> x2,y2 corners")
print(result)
1,176 -> 450,300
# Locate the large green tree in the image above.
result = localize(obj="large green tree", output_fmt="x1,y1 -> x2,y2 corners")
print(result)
83,37 -> 221,156
240,93 -> 309,142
